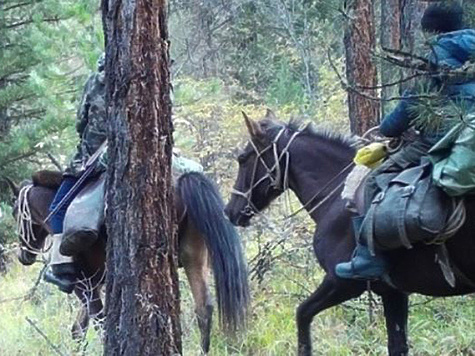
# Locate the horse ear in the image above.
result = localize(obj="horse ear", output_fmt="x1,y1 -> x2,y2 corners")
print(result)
265,108 -> 277,121
2,177 -> 19,197
242,111 -> 264,139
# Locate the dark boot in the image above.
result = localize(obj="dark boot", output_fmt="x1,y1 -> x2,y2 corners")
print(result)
335,244 -> 387,280
60,230 -> 98,257
335,216 -> 387,280
43,263 -> 77,294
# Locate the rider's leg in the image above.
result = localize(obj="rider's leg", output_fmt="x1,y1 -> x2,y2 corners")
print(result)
335,215 -> 387,279
335,159 -> 395,280
44,176 -> 80,293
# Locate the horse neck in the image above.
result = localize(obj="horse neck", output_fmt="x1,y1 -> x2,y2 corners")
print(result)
285,133 -> 356,220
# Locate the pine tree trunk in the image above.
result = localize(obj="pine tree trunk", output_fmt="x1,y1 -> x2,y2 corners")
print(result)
381,0 -> 403,115
344,0 -> 380,135
102,0 -> 182,354
401,0 -> 427,54
399,0 -> 428,90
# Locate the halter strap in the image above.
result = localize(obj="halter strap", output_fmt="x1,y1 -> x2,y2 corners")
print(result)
231,127 -> 302,215
232,124 -> 356,219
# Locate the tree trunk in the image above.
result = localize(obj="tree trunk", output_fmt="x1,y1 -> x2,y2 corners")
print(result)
401,0 -> 427,54
102,0 -> 181,354
344,0 -> 380,135
381,0 -> 402,115
399,0 -> 428,90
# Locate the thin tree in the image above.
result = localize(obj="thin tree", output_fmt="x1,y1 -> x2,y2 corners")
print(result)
102,0 -> 182,354
343,0 -> 380,135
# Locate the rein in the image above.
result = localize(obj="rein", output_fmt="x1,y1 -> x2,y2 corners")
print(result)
286,161 -> 355,219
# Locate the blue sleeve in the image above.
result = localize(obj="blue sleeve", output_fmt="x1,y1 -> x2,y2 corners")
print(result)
428,30 -> 475,68
379,91 -> 416,137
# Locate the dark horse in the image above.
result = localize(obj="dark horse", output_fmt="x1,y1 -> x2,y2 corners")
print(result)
12,170 -> 249,353
225,110 -> 475,356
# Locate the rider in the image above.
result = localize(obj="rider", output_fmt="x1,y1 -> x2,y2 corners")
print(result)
44,55 -> 107,293
336,3 -> 475,280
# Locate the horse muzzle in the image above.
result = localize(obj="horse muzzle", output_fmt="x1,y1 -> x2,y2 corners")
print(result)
225,206 -> 253,227
18,249 -> 37,266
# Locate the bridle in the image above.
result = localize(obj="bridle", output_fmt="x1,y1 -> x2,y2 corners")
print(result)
231,127 -> 302,217
16,184 -> 51,256
231,124 -> 359,220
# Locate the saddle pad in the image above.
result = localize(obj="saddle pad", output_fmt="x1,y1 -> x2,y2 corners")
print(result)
341,165 -> 371,214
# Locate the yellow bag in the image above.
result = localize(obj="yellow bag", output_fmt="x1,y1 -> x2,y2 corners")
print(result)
354,143 -> 387,168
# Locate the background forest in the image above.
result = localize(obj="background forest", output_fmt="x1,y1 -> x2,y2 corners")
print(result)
1,0 -> 475,355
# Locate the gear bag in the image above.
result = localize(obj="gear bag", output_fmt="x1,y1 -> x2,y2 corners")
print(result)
430,117 -> 475,197
63,174 -> 105,246
362,160 -> 463,252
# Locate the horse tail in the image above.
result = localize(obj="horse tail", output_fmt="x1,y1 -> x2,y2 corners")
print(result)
177,172 -> 249,332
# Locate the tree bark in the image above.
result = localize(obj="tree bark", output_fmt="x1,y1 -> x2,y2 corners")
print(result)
401,0 -> 427,55
381,0 -> 402,115
399,0 -> 428,90
344,0 -> 380,135
102,0 -> 181,354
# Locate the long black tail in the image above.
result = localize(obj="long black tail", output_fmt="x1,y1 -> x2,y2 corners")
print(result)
178,172 -> 249,332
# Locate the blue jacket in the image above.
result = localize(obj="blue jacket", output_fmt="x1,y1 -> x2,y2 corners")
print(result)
380,29 -> 475,140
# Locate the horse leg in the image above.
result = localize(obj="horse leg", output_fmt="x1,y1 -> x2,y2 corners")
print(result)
296,276 -> 365,356
71,283 -> 104,339
88,287 -> 105,333
381,291 -> 409,356
181,226 -> 213,354
72,288 -> 91,340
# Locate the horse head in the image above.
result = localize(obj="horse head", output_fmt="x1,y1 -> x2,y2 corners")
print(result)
225,109 -> 292,227
10,171 -> 61,265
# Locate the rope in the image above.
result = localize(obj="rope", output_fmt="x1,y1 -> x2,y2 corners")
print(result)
231,127 -> 301,215
16,185 -> 51,256
428,198 -> 466,245
16,185 -> 40,255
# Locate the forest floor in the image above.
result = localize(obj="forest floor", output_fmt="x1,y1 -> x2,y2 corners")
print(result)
1,240 -> 475,356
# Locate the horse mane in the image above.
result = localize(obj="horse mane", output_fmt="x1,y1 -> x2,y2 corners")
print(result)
32,170 -> 63,189
265,118 -> 358,149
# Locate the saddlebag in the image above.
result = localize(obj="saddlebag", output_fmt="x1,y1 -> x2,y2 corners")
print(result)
63,174 -> 105,250
362,161 -> 462,251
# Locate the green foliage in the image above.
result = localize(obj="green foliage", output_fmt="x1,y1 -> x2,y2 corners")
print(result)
0,0 -> 103,245
2,250 -> 475,355
169,0 -> 343,112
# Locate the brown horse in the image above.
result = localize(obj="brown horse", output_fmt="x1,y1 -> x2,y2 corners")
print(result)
225,111 -> 475,355
13,170 -> 249,353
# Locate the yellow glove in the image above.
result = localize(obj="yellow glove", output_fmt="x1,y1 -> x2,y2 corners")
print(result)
354,142 -> 387,168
